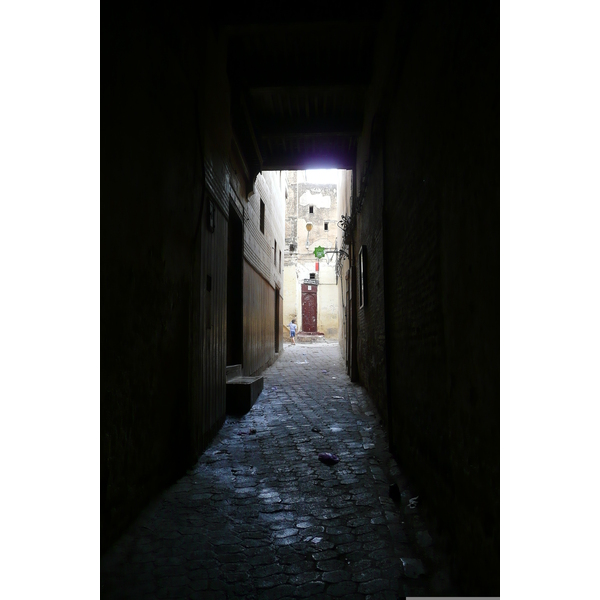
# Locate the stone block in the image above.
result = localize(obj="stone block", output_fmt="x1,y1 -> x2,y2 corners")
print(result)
226,376 -> 264,415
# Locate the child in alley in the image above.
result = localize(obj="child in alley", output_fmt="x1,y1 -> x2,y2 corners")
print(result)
289,319 -> 297,345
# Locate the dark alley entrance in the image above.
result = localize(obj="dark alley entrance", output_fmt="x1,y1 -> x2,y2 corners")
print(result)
101,1 -> 499,595
101,343 -> 457,598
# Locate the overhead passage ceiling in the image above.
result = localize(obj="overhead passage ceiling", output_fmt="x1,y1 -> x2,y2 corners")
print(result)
215,2 -> 386,181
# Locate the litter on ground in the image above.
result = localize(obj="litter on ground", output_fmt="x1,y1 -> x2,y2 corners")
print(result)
318,452 -> 340,465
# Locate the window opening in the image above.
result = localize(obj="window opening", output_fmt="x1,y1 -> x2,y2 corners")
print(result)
260,200 -> 265,234
309,205 -> 314,214
274,240 -> 277,265
324,222 -> 329,231
309,273 -> 316,280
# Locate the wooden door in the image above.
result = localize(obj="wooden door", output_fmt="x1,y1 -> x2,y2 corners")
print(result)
301,283 -> 317,332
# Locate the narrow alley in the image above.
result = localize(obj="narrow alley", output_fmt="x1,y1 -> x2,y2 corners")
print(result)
101,343 -> 455,599
101,2 -> 499,594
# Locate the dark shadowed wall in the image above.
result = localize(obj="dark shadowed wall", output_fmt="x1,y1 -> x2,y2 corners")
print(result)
355,146 -> 388,421
101,6 -> 206,550
101,6 -> 285,551
350,0 -> 499,594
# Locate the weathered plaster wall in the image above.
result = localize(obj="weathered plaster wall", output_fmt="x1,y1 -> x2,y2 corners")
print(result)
284,176 -> 339,337
337,170 -> 353,362
283,266 -> 298,334
316,265 -> 339,337
283,170 -> 299,333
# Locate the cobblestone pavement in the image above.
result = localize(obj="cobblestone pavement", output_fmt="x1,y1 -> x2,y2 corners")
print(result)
101,342 -> 456,599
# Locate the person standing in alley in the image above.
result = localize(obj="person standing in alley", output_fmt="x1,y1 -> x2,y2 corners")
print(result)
289,319 -> 297,345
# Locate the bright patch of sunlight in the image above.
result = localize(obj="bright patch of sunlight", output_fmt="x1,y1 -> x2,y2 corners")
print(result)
306,169 -> 339,184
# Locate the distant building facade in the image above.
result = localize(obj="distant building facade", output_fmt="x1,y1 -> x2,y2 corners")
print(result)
283,171 -> 339,338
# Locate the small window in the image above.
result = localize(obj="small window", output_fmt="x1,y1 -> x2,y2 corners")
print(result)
274,240 -> 277,265
324,222 -> 329,231
260,200 -> 265,234
279,250 -> 282,273
309,205 -> 314,214
290,244 -> 295,252
309,273 -> 316,280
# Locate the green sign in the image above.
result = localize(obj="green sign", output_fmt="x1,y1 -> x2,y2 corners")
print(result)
313,246 -> 325,259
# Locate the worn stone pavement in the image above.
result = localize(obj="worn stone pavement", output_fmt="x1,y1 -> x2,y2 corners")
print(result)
101,342 -> 456,599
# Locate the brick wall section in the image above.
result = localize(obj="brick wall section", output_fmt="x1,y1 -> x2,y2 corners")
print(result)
352,1 -> 499,594
355,152 -> 388,421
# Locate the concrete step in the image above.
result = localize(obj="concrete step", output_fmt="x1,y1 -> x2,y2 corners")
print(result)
226,364 -> 242,382
296,333 -> 325,343
226,376 -> 264,415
